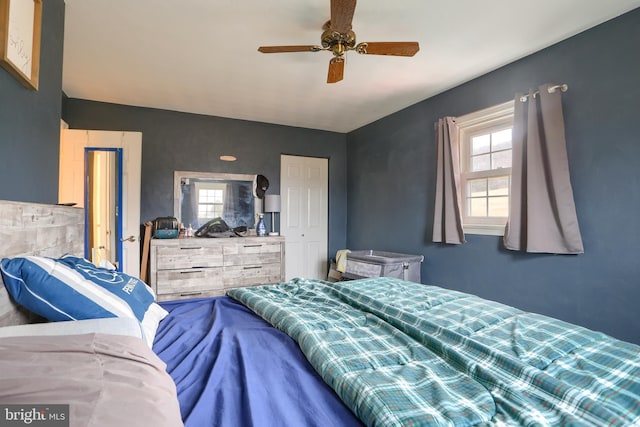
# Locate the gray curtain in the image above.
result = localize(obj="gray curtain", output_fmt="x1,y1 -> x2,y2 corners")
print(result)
504,84 -> 584,254
432,117 -> 465,244
223,183 -> 235,222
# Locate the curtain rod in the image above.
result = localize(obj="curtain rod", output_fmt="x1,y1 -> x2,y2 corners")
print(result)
519,84 -> 568,102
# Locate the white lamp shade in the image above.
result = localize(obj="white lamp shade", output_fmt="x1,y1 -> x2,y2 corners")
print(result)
264,194 -> 281,213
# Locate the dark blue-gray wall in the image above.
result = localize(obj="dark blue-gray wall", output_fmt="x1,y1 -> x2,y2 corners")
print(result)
62,101 -> 348,257
347,9 -> 640,344
0,0 -> 65,203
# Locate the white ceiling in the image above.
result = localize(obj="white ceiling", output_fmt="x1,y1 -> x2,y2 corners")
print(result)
62,1 -> 640,133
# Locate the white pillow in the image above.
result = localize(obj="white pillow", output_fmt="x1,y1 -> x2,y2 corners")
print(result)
140,302 -> 169,347
0,317 -> 144,340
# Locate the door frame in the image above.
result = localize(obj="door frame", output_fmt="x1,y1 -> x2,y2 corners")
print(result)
59,129 -> 142,277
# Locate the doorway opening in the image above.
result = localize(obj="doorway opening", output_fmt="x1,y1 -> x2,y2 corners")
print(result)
84,148 -> 123,271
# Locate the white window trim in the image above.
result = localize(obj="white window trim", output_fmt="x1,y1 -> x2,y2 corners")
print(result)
457,100 -> 514,236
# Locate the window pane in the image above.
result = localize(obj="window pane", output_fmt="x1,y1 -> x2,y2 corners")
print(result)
472,154 -> 491,171
198,205 -> 215,218
492,129 -> 512,151
199,191 -> 208,203
469,198 -> 487,217
472,134 -> 490,155
492,150 -> 511,169
488,176 -> 509,196
488,196 -> 509,217
468,179 -> 487,197
199,189 -> 224,203
201,190 -> 214,203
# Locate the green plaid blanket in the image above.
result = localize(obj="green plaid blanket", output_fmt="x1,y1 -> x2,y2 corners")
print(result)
227,278 -> 640,426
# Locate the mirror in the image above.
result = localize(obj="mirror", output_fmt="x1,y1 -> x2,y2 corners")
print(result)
87,149 -> 122,269
174,171 -> 260,230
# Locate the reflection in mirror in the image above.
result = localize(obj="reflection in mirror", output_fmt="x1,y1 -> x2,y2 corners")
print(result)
87,149 -> 121,269
174,171 -> 259,230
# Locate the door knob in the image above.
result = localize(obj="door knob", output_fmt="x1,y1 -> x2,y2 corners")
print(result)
120,235 -> 137,242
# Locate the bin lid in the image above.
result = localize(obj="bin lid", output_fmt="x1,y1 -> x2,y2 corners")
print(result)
346,250 -> 424,264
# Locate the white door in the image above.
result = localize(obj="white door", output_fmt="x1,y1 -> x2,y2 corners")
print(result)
59,130 -> 142,277
280,155 -> 328,280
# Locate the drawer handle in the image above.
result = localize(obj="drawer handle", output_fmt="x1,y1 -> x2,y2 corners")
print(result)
180,247 -> 203,250
180,291 -> 203,296
243,266 -> 262,270
180,270 -> 204,274
243,244 -> 262,248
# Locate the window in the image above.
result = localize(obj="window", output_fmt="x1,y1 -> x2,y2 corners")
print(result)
457,101 -> 514,236
194,182 -> 226,225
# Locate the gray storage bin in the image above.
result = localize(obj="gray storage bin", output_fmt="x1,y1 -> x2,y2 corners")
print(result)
342,250 -> 424,282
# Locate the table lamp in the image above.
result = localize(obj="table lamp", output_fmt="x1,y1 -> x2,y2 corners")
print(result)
264,194 -> 281,236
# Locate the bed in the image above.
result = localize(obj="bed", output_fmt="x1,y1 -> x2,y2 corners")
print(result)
0,201 -> 360,427
2,200 -> 640,426
0,201 -> 184,426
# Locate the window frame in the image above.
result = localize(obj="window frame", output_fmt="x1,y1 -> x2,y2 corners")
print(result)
457,100 -> 514,236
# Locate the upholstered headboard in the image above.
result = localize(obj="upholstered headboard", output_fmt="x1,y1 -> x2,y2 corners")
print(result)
0,200 -> 84,327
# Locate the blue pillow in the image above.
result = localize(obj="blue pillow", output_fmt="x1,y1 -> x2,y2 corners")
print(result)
0,255 -> 167,346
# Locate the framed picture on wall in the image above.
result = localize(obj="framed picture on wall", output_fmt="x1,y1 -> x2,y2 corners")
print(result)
0,0 -> 42,90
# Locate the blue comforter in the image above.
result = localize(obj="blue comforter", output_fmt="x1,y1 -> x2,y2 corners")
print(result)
153,296 -> 362,427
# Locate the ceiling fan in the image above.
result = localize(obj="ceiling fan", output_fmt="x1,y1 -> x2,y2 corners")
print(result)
257,0 -> 420,84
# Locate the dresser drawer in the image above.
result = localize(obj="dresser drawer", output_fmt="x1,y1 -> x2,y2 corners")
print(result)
223,242 -> 281,266
223,263 -> 282,288
156,289 -> 225,302
156,267 -> 223,295
156,244 -> 223,269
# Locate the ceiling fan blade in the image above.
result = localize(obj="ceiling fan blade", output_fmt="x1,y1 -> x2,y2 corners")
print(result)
357,42 -> 420,57
330,0 -> 357,34
327,58 -> 344,84
258,45 -> 318,53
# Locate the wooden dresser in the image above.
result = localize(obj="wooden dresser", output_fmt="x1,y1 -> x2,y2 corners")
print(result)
149,236 -> 285,301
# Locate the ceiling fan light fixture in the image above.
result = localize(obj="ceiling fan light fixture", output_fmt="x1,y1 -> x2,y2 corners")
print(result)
256,0 -> 419,83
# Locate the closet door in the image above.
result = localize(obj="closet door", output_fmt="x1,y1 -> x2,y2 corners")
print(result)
280,155 -> 328,280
